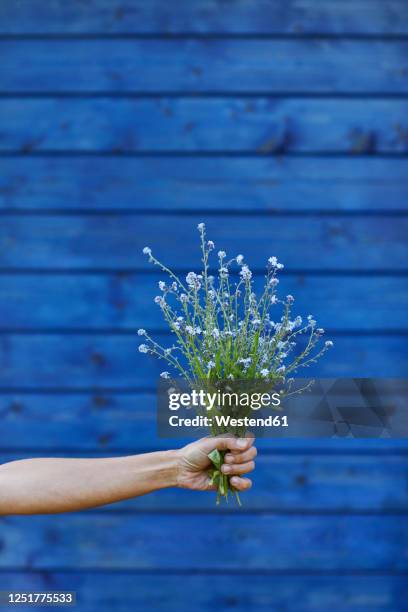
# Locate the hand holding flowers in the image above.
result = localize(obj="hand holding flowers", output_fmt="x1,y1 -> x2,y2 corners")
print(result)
138,223 -> 333,504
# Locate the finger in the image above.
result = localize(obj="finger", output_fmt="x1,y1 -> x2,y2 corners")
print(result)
230,476 -> 252,491
224,446 -> 257,464
226,433 -> 255,452
199,434 -> 253,454
221,460 -> 255,476
244,433 -> 255,448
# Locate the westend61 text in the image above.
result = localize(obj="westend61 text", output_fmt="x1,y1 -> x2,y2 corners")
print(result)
168,389 -> 281,411
169,414 -> 288,428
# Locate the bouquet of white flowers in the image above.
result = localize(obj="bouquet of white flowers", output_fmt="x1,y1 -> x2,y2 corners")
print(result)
138,223 -> 333,504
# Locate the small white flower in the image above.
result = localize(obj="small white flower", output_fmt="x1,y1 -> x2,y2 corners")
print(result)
217,250 -> 226,259
212,328 -> 220,339
186,325 -> 195,335
138,344 -> 149,353
325,340 -> 334,348
219,266 -> 229,278
180,293 -> 188,303
271,295 -> 278,304
137,329 -> 146,336
260,368 -> 269,377
197,222 -> 205,231
317,328 -> 325,334
186,271 -> 196,286
227,374 -> 234,380
276,365 -> 286,374
142,247 -> 152,256
208,360 -> 216,369
160,371 -> 170,379
269,277 -> 279,287
286,295 -> 294,303
186,271 -> 201,290
207,240 -> 215,250
158,281 -> 166,291
238,357 -> 252,367
154,296 -> 164,305
236,254 -> 244,265
269,257 -> 284,270
240,265 -> 252,281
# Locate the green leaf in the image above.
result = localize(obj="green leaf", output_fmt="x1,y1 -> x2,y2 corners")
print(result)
208,448 -> 222,469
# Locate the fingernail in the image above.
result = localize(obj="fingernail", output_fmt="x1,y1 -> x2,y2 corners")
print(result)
224,454 -> 233,463
222,465 -> 231,473
237,439 -> 247,448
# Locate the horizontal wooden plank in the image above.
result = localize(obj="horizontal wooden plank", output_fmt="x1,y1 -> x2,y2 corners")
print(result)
0,449 -> 406,511
1,403 -> 408,453
1,98 -> 407,153
1,514 -> 406,570
1,156 -> 407,211
0,215 -> 407,271
2,40 -> 408,93
0,334 -> 407,388
1,573 -> 407,612
0,1 -> 407,35
0,274 -> 407,331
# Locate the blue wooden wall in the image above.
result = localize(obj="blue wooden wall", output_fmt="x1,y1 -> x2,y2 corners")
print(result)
0,1 -> 407,610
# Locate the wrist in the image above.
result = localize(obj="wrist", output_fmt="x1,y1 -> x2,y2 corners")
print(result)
156,449 -> 180,489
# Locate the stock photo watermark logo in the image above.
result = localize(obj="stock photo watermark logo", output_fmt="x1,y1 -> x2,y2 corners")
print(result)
167,387 -> 282,411
157,379 -> 408,439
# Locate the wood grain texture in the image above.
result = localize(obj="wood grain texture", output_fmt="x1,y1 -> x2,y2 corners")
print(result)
0,214 -> 406,271
3,454 -> 407,511
0,450 -> 406,512
0,274 -> 406,331
1,98 -> 408,153
2,437 -> 408,456
2,39 -> 408,93
0,1 -> 407,35
0,334 -> 407,388
1,513 -> 407,570
1,572 -> 407,612
0,1 -> 407,604
2,571 -> 408,612
1,157 -> 407,212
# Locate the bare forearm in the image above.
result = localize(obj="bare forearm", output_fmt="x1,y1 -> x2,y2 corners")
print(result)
0,452 -> 179,515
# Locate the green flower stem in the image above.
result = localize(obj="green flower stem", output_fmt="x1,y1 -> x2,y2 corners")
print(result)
208,448 -> 242,506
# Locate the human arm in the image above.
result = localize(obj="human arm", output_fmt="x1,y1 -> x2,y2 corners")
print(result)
0,436 -> 256,515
